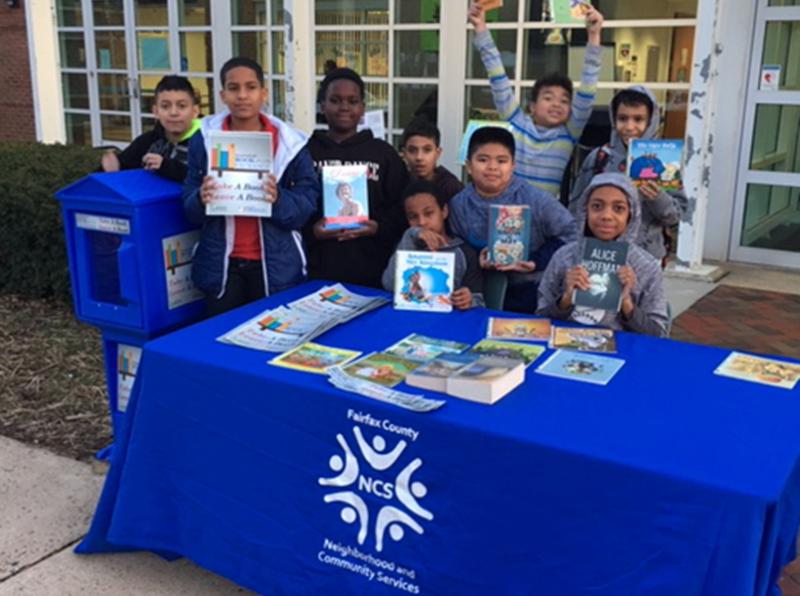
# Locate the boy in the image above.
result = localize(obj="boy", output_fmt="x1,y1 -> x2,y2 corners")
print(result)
448,127 -> 577,313
182,57 -> 319,316
382,181 -> 484,310
569,86 -> 688,262
101,75 -> 200,182
305,67 -> 409,288
537,172 -> 670,337
467,2 -> 604,196
401,119 -> 464,202
335,182 -> 363,217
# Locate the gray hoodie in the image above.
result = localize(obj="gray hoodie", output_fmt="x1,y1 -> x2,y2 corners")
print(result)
569,86 -> 688,261
537,172 -> 670,337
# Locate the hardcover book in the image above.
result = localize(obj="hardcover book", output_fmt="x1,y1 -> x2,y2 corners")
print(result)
322,164 -> 370,230
469,339 -> 546,367
446,356 -> 526,404
549,0 -> 593,25
342,352 -> 421,388
486,317 -> 551,342
405,353 -> 481,393
269,342 -> 361,375
550,327 -> 617,353
206,130 -> 273,217
714,352 -> 800,390
573,238 -> 629,312
627,139 -> 684,191
393,250 -> 456,313
535,349 -> 625,385
488,205 -> 531,266
385,334 -> 470,363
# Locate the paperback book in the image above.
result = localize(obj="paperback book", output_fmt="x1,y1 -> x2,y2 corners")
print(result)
469,339 -> 546,367
714,351 -> 800,390
406,353 -> 481,393
486,317 -> 551,342
393,250 -> 456,313
322,165 -> 369,230
269,342 -> 361,375
550,326 -> 617,353
384,333 -> 470,363
206,130 -> 273,217
488,205 -> 531,266
535,349 -> 625,385
573,238 -> 629,312
342,352 -> 421,388
549,0 -> 593,24
628,139 -> 684,191
447,356 -> 526,404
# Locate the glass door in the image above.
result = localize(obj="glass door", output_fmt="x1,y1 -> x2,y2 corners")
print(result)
730,1 -> 800,269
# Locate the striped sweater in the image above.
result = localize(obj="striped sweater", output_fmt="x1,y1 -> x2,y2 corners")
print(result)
473,29 -> 603,196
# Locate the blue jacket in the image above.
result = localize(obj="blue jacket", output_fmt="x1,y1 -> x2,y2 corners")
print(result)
182,112 -> 320,298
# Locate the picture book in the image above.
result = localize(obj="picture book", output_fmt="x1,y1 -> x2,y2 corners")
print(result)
385,334 -> 470,363
627,139 -> 684,191
206,130 -> 273,217
549,0 -> 593,25
269,342 -> 361,375
488,205 -> 531,266
486,317 -> 551,342
469,339 -> 546,367
393,250 -> 456,313
447,356 -> 526,404
458,120 -> 514,164
550,326 -> 617,353
342,353 -> 421,388
406,353 -> 481,393
573,238 -> 629,312
714,352 -> 800,390
322,165 -> 370,230
535,350 -> 625,385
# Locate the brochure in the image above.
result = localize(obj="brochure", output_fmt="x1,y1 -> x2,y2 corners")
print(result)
327,366 -> 446,412
206,130 -> 273,217
458,120 -> 514,164
549,0 -> 593,25
550,326 -> 617,353
486,317 -> 551,342
628,139 -> 684,191
393,250 -> 456,313
714,352 -> 800,390
269,342 -> 361,375
488,205 -> 531,266
384,333 -> 470,363
469,339 -> 546,367
535,349 -> 625,385
573,238 -> 629,312
322,164 -> 370,230
342,352 -> 421,388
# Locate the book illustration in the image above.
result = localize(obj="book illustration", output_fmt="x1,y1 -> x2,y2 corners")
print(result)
488,205 -> 531,266
573,238 -> 629,312
714,352 -> 800,390
487,317 -> 551,342
269,342 -> 361,375
469,339 -> 546,367
628,139 -> 684,191
760,65 -> 781,91
458,120 -> 514,164
549,0 -> 593,25
206,130 -> 273,217
550,327 -> 617,353
535,350 -> 625,385
385,334 -> 470,362
393,251 -> 455,313
342,353 -> 421,388
322,165 -> 369,230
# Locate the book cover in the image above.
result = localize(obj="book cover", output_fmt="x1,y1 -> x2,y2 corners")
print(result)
385,333 -> 470,362
760,65 -> 781,91
393,250 -> 456,313
549,0 -> 593,24
458,120 -> 514,164
446,356 -> 526,404
486,317 -> 551,342
627,139 -> 684,191
573,238 -> 629,312
714,352 -> 800,390
550,326 -> 617,353
342,352 -> 421,388
469,339 -> 546,367
269,342 -> 361,375
477,0 -> 504,10
322,165 -> 370,230
535,350 -> 625,385
206,130 -> 273,217
488,205 -> 531,266
406,352 -> 481,393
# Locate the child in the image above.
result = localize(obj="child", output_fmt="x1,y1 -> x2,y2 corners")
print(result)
305,67 -> 409,288
537,172 -> 670,337
467,2 -> 604,196
101,75 -> 200,182
401,118 -> 464,202
569,86 -> 688,262
448,127 -> 577,313
182,57 -> 319,316
382,180 -> 484,310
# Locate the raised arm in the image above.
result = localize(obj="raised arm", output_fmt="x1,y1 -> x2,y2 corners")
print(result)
566,7 -> 604,141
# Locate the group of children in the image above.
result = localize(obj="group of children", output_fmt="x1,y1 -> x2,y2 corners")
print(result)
101,1 -> 681,338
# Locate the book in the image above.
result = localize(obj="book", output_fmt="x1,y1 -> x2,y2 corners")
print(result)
549,0 -> 593,25
269,342 -> 361,375
446,356 -> 526,404
384,333 -> 470,363
342,352 -> 421,388
486,317 -> 551,342
406,353 -> 481,393
714,352 -> 800,390
469,339 -> 546,367
535,350 -> 625,385
322,165 -> 370,230
573,238 -> 629,312
550,327 -> 617,353
627,139 -> 684,191
393,250 -> 456,313
488,205 -> 531,266
477,0 -> 504,10
457,120 -> 514,164
206,130 -> 273,217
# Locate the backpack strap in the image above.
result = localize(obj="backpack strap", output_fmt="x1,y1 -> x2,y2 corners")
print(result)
593,143 -> 611,176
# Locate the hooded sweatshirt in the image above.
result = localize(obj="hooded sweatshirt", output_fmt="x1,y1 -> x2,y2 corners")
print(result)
305,129 -> 409,288
569,86 -> 688,261
537,172 -> 670,337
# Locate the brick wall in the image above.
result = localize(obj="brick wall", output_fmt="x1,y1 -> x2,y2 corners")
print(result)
0,4 -> 36,141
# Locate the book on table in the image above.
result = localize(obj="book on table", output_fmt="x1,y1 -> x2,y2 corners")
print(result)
206,130 -> 273,217
269,342 -> 362,375
714,351 -> 800,390
341,352 -> 421,388
468,339 -> 546,367
405,353 -> 481,393
535,349 -> 625,385
573,238 -> 629,312
446,356 -> 526,404
486,317 -> 551,342
549,326 -> 617,353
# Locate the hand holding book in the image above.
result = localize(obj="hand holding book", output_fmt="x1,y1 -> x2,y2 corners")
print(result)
467,2 -> 488,33
617,265 -> 637,318
584,5 -> 604,45
479,247 -> 535,273
560,264 -> 590,310
638,181 -> 662,200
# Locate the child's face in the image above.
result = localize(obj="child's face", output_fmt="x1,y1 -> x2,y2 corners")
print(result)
336,183 -> 353,202
405,192 -> 447,236
615,103 -> 650,146
403,135 -> 441,180
529,85 -> 571,128
466,142 -> 514,197
220,66 -> 267,123
586,186 -> 630,241
321,80 -> 365,134
152,90 -> 198,138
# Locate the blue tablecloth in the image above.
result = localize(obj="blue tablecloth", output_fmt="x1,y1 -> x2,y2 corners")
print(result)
78,281 -> 800,596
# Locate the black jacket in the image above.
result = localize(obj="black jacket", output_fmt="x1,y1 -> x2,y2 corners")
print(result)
115,123 -> 194,182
